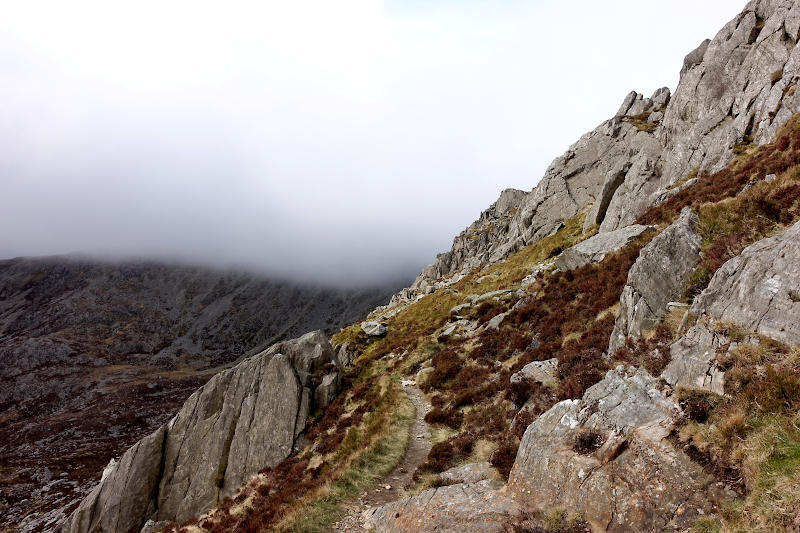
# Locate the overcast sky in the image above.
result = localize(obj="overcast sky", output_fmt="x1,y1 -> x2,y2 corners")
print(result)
1,1 -> 740,285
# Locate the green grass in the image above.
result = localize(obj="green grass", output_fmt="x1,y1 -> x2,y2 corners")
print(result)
678,341 -> 800,532
623,111 -> 658,132
276,380 -> 415,532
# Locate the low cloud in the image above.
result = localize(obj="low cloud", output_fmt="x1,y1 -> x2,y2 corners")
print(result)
0,1 -> 737,285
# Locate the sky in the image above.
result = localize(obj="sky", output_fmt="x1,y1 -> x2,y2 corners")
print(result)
0,0 -> 740,285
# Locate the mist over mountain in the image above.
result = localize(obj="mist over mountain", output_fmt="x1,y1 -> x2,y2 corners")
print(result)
0,1 -> 737,285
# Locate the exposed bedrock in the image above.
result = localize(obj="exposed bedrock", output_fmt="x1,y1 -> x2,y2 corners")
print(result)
508,367 -> 725,533
607,208 -> 702,355
407,0 -> 800,294
60,330 -> 340,533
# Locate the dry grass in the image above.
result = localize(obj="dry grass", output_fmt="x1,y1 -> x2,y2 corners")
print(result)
678,342 -> 800,533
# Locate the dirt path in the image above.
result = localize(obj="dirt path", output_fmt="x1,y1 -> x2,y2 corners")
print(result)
332,382 -> 431,532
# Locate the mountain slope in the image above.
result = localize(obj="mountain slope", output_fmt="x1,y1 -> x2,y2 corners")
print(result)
57,1 -> 800,532
0,257 -> 401,531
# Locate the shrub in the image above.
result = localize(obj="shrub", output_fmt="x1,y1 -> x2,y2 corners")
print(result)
422,432 -> 475,473
424,407 -> 463,429
490,435 -> 519,479
613,322 -> 674,376
571,428 -> 605,455
421,347 -> 462,391
676,388 -> 723,423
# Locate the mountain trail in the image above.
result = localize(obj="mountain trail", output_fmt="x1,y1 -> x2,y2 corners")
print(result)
332,383 -> 431,532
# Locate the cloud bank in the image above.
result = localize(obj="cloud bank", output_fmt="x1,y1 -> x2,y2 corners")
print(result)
0,0 -> 738,284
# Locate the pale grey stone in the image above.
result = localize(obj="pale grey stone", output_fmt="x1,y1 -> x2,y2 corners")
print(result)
364,479 -> 521,533
485,312 -> 507,331
63,427 -> 167,533
608,209 -> 701,355
439,462 -> 499,485
509,367 -> 720,533
661,326 -> 725,395
689,218 -> 800,346
361,321 -> 388,337
510,358 -> 558,387
314,372 -> 340,408
555,225 -> 653,272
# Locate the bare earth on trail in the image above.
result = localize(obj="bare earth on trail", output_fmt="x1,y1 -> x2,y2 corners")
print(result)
333,383 -> 431,532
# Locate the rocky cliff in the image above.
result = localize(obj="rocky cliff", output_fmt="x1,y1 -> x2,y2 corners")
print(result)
409,0 -> 800,294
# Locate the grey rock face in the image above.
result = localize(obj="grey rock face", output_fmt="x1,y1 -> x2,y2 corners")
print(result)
509,367 -> 721,533
0,257 -> 397,530
64,428 -> 167,533
364,479 -> 521,533
603,1 -> 800,231
608,209 -> 701,355
439,462 -> 500,485
485,312 -> 507,331
689,218 -> 800,346
661,325 -> 726,395
661,220 -> 800,394
407,0 -> 800,295
410,189 -> 527,292
61,331 -> 340,533
510,358 -> 558,387
362,320 -> 388,337
554,224 -> 654,272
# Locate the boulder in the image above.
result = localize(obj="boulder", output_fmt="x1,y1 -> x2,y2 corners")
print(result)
554,224 -> 654,272
335,341 -> 355,367
509,367 -> 723,533
61,331 -> 340,533
64,427 -> 167,533
439,462 -> 500,485
364,479 -> 522,533
660,220 -> 800,394
362,321 -> 388,337
314,372 -> 341,408
608,208 -> 701,355
510,358 -> 558,387
485,312 -> 507,331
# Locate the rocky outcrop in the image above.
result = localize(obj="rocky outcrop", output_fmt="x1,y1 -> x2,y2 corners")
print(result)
410,189 -> 526,292
661,325 -> 727,395
662,218 -> 800,392
408,0 -> 800,294
439,462 -> 500,485
362,320 -> 388,337
554,224 -> 654,272
688,218 -> 800,346
60,331 -> 341,533
602,0 -> 800,231
409,93 -> 665,292
364,479 -> 521,533
510,358 -> 558,387
508,367 -> 723,533
608,209 -> 701,355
